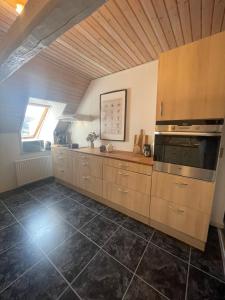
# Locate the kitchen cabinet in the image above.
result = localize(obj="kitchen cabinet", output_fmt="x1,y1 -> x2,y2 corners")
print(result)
150,171 -> 215,245
156,31 -> 225,120
103,181 -> 150,218
52,147 -> 72,185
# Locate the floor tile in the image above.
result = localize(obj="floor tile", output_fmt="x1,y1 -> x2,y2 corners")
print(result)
80,215 -> 118,247
21,209 -> 76,253
122,217 -> 154,240
187,265 -> 225,300
0,240 -> 43,292
8,199 -> 45,220
51,199 -> 96,229
69,192 -> 91,204
38,192 -> 67,207
59,287 -> 80,300
2,192 -> 33,210
83,198 -> 107,213
20,209 -> 62,234
53,184 -> 75,196
191,226 -> 225,281
30,185 -> 59,200
0,223 -> 28,254
33,222 -> 76,254
0,259 -> 68,299
72,250 -> 132,300
103,227 -> 147,271
0,187 -> 25,201
49,232 -> 99,282
151,230 -> 190,261
136,243 -> 188,300
124,275 -> 166,300
101,207 -> 127,224
50,197 -> 79,216
23,177 -> 54,191
0,203 -> 16,230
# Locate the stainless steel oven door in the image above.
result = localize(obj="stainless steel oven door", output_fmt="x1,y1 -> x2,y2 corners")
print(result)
153,161 -> 216,181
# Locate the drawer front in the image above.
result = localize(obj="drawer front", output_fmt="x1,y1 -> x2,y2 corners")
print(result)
151,171 -> 214,213
79,175 -> 102,196
78,154 -> 102,178
150,196 -> 209,241
103,165 -> 151,194
103,158 -> 152,175
103,181 -> 150,217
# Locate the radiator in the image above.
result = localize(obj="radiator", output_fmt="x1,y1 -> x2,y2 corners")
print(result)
15,156 -> 53,186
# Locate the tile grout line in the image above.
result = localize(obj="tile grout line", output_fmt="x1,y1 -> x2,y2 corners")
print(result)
184,247 -> 191,300
121,231 -> 169,300
0,200 -> 82,300
68,224 -> 124,298
0,258 -> 44,296
148,240 -> 190,264
189,263 -> 225,284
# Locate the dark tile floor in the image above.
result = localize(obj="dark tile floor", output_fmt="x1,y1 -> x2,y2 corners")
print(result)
0,178 -> 224,300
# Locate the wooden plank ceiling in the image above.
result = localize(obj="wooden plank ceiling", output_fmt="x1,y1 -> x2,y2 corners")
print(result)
1,0 -> 225,84
0,0 -> 225,128
40,0 -> 225,80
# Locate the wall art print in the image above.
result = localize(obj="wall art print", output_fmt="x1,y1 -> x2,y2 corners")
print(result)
100,89 -> 127,141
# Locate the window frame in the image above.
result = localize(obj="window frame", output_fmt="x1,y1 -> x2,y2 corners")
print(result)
21,103 -> 49,140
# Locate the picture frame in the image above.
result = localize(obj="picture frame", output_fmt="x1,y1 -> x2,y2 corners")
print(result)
100,89 -> 127,141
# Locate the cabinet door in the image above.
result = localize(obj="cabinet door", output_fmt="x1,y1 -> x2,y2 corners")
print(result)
78,154 -> 102,178
151,171 -> 214,214
103,181 -> 150,217
150,196 -> 209,241
156,31 -> 225,120
103,165 -> 151,194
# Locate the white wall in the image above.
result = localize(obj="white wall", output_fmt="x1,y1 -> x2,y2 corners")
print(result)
71,61 -> 158,151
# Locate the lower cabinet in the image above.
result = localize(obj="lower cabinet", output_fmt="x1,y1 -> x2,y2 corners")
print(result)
150,171 -> 215,244
52,148 -> 73,185
103,181 -> 151,218
150,196 -> 210,241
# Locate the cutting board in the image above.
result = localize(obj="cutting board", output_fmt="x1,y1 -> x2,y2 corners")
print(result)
133,129 -> 149,153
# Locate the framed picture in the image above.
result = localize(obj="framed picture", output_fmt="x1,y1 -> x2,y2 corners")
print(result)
100,89 -> 127,141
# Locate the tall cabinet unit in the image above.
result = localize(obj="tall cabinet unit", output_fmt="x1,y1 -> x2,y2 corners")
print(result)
156,31 -> 225,121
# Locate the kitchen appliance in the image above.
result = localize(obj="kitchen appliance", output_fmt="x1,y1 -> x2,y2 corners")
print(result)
153,119 -> 224,181
143,144 -> 151,157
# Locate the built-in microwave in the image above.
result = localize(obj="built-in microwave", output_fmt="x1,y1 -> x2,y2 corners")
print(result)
153,119 -> 224,181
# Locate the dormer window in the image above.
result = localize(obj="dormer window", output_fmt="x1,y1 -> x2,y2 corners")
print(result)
21,104 -> 49,139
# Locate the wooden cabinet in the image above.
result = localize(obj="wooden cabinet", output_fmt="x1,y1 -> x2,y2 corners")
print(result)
77,153 -> 102,178
150,196 -> 210,241
150,171 -> 215,242
156,31 -> 225,120
152,171 -> 214,214
103,181 -> 150,218
103,158 -> 152,175
52,148 -> 72,184
103,165 -> 151,195
103,161 -> 152,217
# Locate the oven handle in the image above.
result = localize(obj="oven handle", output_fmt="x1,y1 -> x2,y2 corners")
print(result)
155,131 -> 221,137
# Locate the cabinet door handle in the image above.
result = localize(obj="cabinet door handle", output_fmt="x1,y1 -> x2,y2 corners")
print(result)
82,176 -> 90,180
174,182 -> 188,187
177,208 -> 185,214
118,188 -> 128,193
82,162 -> 88,166
118,163 -> 128,168
160,101 -> 163,117
118,172 -> 129,176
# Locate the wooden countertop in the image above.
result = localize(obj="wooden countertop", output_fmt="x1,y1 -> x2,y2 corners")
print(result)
71,147 -> 154,166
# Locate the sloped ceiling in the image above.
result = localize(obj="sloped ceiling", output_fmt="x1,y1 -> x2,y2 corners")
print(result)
0,0 -> 225,133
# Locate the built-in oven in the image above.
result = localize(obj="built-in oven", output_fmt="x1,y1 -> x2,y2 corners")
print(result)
153,120 -> 224,181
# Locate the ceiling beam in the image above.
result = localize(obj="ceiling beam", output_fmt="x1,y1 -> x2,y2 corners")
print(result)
0,0 -> 105,83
